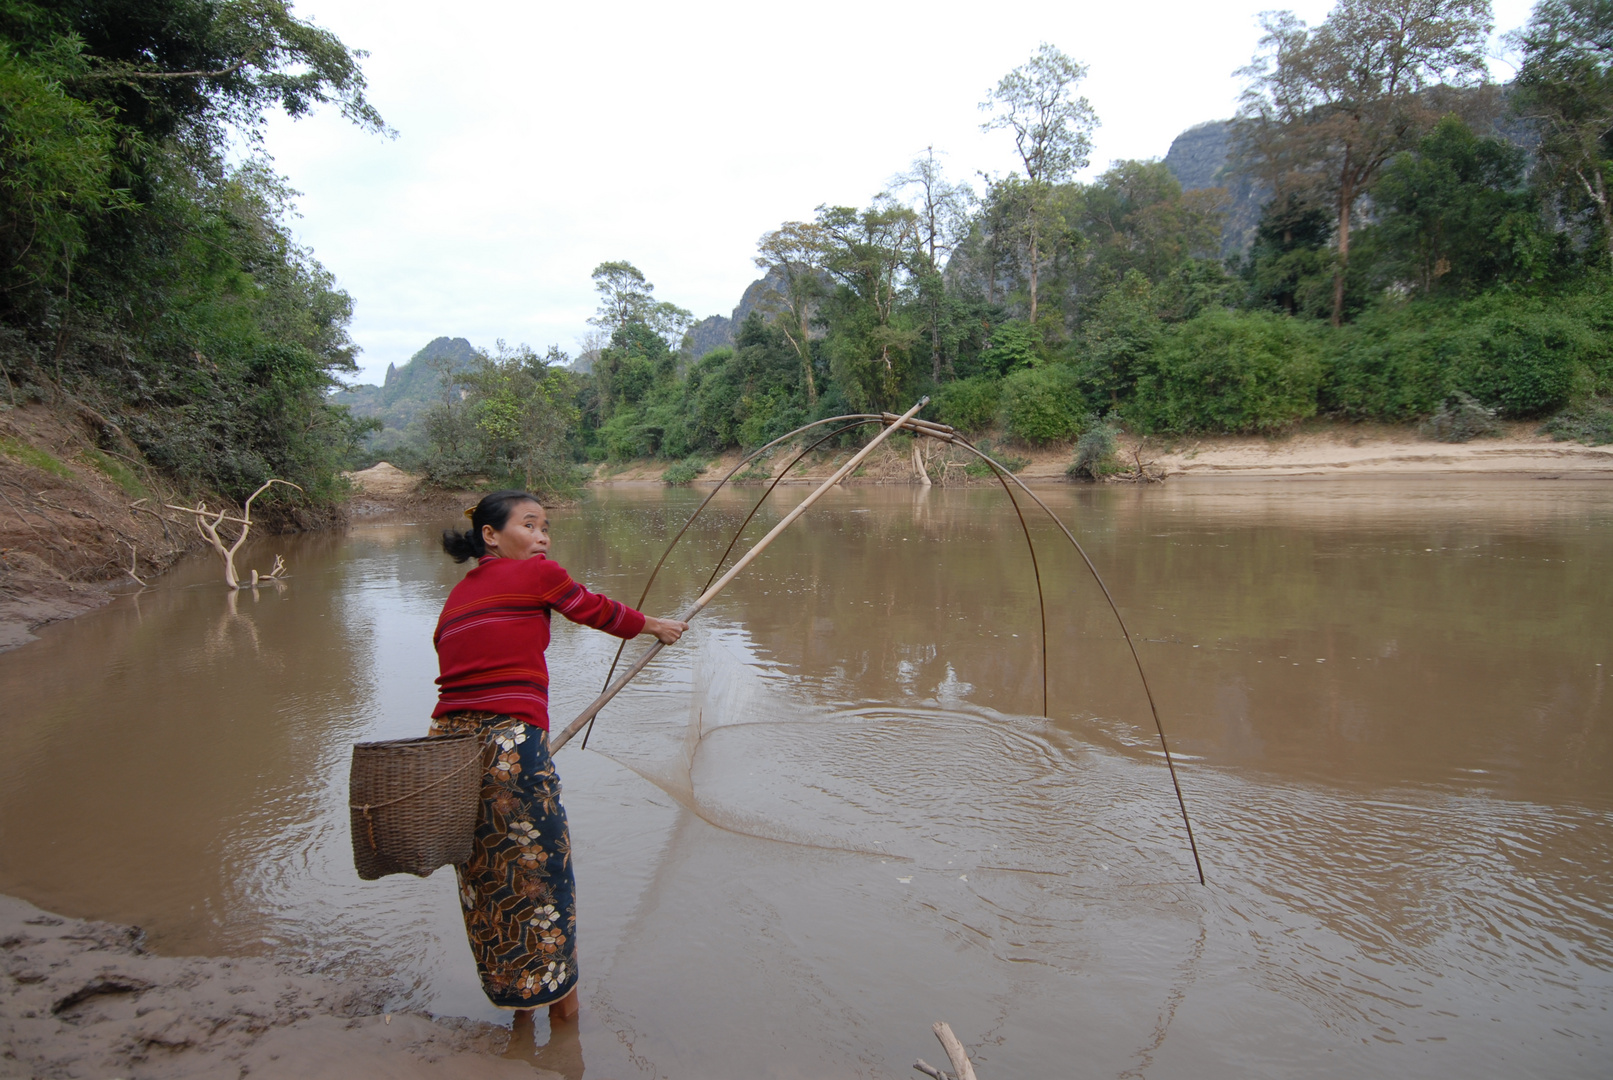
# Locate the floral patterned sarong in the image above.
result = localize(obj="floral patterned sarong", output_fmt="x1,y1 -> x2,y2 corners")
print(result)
428,711 -> 578,1008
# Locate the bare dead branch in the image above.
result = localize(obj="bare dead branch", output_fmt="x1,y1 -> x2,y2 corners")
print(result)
163,478 -> 303,589
118,540 -> 146,587
932,1023 -> 979,1080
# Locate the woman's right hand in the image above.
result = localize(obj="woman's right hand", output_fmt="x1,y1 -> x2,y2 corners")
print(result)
643,616 -> 688,645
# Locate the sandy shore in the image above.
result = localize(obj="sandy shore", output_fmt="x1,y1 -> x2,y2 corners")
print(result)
583,422 -> 1613,485
1117,424 -> 1613,480
0,895 -> 540,1079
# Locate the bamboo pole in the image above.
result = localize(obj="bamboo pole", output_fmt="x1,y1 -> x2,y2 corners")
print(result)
550,397 -> 929,753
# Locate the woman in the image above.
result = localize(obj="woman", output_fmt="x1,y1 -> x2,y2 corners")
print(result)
432,490 -> 686,1022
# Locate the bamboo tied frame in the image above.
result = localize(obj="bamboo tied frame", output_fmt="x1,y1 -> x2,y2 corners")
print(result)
555,398 -> 1206,886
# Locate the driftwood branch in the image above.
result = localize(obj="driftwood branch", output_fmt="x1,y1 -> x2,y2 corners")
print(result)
933,1022 -> 979,1080
163,478 -> 301,589
118,539 -> 146,587
913,1059 -> 952,1080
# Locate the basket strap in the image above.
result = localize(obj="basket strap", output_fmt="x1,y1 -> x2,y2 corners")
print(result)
349,741 -> 487,852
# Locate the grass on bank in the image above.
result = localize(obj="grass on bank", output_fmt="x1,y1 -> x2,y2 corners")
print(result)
0,435 -> 74,480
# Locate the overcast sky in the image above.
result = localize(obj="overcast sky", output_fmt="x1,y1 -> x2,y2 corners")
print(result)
259,0 -> 1539,385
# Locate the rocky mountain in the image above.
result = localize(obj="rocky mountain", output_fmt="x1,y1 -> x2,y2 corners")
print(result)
1163,120 -> 1266,255
332,336 -> 479,462
683,266 -> 820,361
1166,92 -> 1532,256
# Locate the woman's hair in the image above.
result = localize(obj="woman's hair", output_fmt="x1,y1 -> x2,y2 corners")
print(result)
441,490 -> 542,563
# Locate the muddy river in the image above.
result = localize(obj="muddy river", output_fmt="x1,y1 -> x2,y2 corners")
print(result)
1,480 -> 1609,1078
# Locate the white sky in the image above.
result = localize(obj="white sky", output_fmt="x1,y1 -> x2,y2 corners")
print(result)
259,0 -> 1539,385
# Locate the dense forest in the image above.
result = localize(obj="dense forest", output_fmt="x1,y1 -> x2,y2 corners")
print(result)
6,1 -> 1613,511
0,0 -> 381,511
380,0 -> 1613,497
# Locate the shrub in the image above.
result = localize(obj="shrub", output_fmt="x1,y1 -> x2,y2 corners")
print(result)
1130,310 -> 1322,434
1326,291 -> 1612,421
1542,397 -> 1613,445
662,455 -> 707,486
935,375 -> 1001,433
1067,421 -> 1124,480
598,406 -> 652,459
999,365 -> 1083,445
1419,391 -> 1500,442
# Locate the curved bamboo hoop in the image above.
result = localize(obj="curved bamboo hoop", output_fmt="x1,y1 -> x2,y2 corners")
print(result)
564,406 -> 1206,885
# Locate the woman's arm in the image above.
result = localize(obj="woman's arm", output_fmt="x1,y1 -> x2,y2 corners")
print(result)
641,616 -> 688,645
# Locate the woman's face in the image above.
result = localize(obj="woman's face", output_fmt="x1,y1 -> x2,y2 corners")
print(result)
482,501 -> 549,560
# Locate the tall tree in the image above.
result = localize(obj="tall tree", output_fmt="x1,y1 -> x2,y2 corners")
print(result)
979,43 -> 1097,325
587,260 -> 691,345
1511,0 -> 1613,263
1235,0 -> 1494,324
816,198 -> 920,408
894,147 -> 974,379
753,220 -> 828,404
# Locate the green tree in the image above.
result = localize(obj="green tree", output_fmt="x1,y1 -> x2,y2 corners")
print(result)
894,147 -> 974,380
464,343 -> 579,493
1367,115 -> 1554,293
1240,193 -> 1338,316
0,0 -> 384,504
754,220 -> 828,404
1511,0 -> 1613,263
979,42 -> 1097,326
1076,161 -> 1226,285
0,28 -> 134,301
588,260 -> 692,345
817,199 -> 921,409
1235,0 -> 1494,324
1075,269 -> 1165,406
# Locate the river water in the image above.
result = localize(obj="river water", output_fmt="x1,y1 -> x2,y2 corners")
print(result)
0,480 -> 1608,1078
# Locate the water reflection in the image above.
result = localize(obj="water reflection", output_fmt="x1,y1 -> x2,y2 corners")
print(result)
0,480 -> 1607,1078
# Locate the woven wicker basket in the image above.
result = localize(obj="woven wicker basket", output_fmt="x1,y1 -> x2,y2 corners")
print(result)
349,732 -> 483,880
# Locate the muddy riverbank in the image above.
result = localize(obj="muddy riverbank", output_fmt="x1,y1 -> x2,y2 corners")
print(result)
0,403 -> 348,652
0,894 -> 543,1079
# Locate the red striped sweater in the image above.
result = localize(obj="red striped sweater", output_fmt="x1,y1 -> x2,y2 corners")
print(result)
432,554 -> 646,730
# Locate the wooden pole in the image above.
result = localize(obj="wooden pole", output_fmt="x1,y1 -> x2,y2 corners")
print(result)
550,397 -> 929,753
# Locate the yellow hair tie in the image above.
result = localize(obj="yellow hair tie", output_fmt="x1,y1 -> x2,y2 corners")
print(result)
463,506 -> 476,520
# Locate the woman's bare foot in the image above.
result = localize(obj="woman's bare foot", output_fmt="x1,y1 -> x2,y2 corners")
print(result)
548,987 -> 580,1022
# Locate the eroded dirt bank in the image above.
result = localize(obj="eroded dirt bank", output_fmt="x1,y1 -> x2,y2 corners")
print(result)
0,895 -> 537,1079
0,403 -> 344,652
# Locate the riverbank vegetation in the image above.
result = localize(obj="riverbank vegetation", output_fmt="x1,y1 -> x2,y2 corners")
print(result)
0,0 -> 382,518
7,0 -> 1613,520
361,0 -> 1613,497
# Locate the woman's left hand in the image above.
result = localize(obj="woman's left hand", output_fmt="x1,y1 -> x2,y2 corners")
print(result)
643,616 -> 688,645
